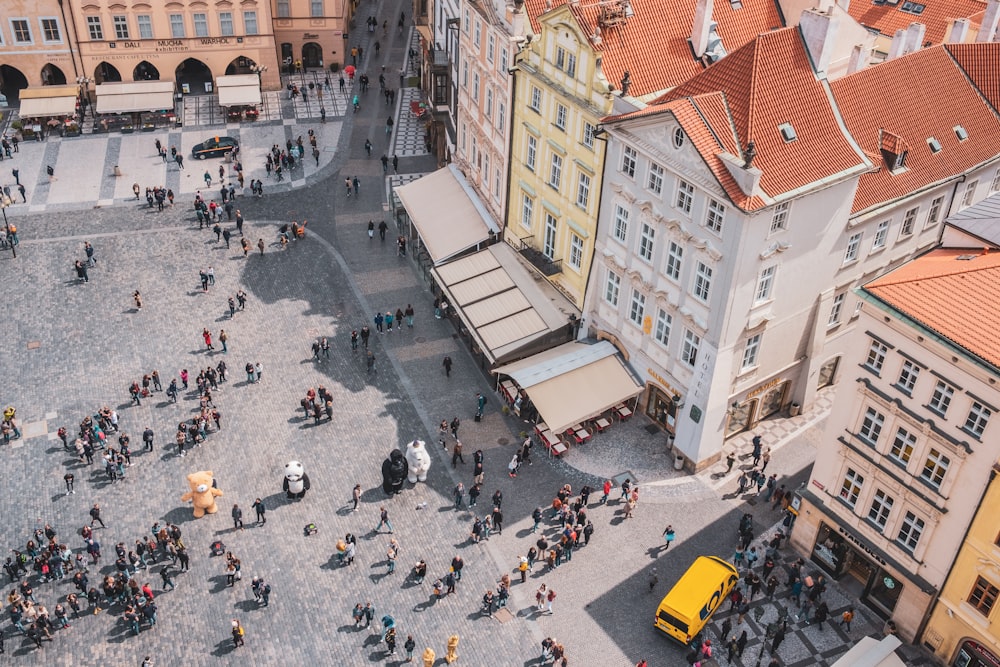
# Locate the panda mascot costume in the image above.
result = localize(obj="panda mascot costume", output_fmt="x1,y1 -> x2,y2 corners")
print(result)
283,460 -> 311,499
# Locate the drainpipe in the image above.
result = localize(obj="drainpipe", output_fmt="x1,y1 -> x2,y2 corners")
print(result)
57,0 -> 83,79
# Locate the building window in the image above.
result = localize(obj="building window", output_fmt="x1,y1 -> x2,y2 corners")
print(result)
11,19 -> 32,43
840,468 -> 864,507
555,104 -> 567,130
613,205 -> 629,242
605,270 -> 621,305
461,61 -> 468,88
991,168 -> 1000,194
112,15 -> 129,40
896,360 -> 920,393
472,73 -> 479,101
219,12 -> 234,36
868,490 -> 894,530
866,339 -> 888,372
543,214 -> 557,259
583,123 -> 595,149
965,402 -> 992,438
525,135 -> 537,171
40,18 -> 61,42
629,289 -> 646,326
494,168 -> 501,198
928,381 -> 954,415
497,103 -> 505,130
647,163 -> 664,195
900,207 -> 917,237
693,261 -> 712,302
754,266 -> 776,303
676,180 -> 694,214
770,202 -> 789,233
569,234 -> 583,269
521,195 -> 533,230
844,232 -> 862,264
872,220 -> 889,250
654,309 -> 672,347
193,13 -> 208,37
681,329 -> 701,367
276,0 -> 290,17
925,196 -> 944,229
136,15 -> 153,39
463,8 -> 470,32
742,334 -> 762,370
706,199 -> 725,233
310,0 -> 324,16
549,154 -> 562,190
567,53 -> 576,77
829,293 -> 845,326
921,449 -> 950,488
87,15 -> 104,40
896,511 -> 925,552
169,14 -> 185,37
890,427 -> 915,465
962,180 -> 978,208
969,577 -> 1000,617
474,21 -> 481,47
485,88 -> 493,118
556,46 -> 565,69
482,154 -> 490,188
530,86 -> 541,111
576,173 -> 590,209
621,146 -> 637,178
665,241 -> 683,281
243,11 -> 258,34
500,48 -> 508,74
859,406 -> 885,444
638,223 -> 655,262
487,34 -> 495,63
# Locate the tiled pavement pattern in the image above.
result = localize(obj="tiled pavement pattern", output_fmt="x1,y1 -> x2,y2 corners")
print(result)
0,15 -> 942,667
391,88 -> 432,159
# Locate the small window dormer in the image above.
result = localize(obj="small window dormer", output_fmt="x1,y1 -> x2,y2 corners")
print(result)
779,122 -> 797,143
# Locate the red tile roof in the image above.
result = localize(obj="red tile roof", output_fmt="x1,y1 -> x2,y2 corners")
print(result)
521,0 -> 784,98
864,248 -> 1000,368
650,27 -> 868,207
846,0 -> 987,44
830,44 -> 1000,214
947,42 -> 1000,111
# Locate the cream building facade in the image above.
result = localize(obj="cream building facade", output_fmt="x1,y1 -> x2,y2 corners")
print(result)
270,0 -> 352,73
0,0 -> 81,101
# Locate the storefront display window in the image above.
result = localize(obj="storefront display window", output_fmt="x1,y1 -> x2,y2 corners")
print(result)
954,640 -> 1000,667
812,522 -> 901,617
645,385 -> 676,433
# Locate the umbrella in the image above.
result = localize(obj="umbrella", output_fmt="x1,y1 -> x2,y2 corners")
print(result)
344,65 -> 356,77
47,119 -> 61,127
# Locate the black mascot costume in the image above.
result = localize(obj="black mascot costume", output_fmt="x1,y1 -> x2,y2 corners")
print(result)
381,449 -> 409,495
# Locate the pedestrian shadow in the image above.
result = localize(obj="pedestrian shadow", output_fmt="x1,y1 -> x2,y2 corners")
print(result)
515,605 -> 544,619
210,638 -> 237,656
515,528 -> 534,539
105,618 -> 134,643
158,506 -> 197,525
234,599 -> 260,612
209,574 -> 232,594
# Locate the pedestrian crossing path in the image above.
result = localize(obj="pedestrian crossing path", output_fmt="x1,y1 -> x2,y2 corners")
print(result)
391,87 -> 430,158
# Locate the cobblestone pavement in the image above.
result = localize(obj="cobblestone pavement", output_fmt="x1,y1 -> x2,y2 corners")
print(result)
0,15 -> 941,667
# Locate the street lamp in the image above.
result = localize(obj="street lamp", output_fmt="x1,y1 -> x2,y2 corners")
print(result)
250,65 -> 268,115
1,194 -> 17,259
76,76 -> 93,120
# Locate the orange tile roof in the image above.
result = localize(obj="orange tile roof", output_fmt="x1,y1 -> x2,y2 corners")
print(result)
521,0 -> 785,98
650,27 -> 868,206
846,0 -> 987,44
830,44 -> 1000,214
864,248 -> 1000,368
947,42 -> 1000,111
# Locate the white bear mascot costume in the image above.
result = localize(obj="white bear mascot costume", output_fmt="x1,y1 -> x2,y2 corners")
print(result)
405,440 -> 431,483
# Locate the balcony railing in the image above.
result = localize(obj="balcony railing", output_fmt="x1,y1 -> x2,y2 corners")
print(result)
510,236 -> 562,276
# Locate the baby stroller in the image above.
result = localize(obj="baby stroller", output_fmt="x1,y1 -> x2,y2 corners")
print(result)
210,540 -> 226,556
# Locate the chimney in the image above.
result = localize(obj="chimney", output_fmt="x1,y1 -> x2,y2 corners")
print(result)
691,0 -> 716,58
511,0 -> 526,40
977,0 -> 1000,42
887,29 -> 907,59
904,22 -> 926,53
948,18 -> 971,43
847,43 -> 866,74
800,8 -> 841,76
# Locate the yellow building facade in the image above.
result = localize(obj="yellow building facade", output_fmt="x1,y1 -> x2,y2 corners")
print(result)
0,0 -> 81,101
504,4 -> 611,310
923,465 -> 1000,667
270,0 -> 352,73
66,0 -> 282,92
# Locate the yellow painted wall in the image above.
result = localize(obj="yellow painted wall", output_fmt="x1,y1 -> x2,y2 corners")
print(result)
0,0 -> 80,92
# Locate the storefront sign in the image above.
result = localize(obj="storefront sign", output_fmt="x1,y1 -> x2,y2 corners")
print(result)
812,480 -> 825,491
121,41 -> 142,49
303,33 -> 320,39
156,40 -> 188,52
200,38 -> 231,45
646,368 -> 678,398
746,377 -> 784,399
837,526 -> 888,567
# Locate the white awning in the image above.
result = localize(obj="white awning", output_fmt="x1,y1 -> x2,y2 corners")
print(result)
396,165 -> 499,265
18,86 -> 78,117
216,74 -> 261,106
431,243 -> 579,364
831,636 -> 906,667
96,81 -> 175,114
494,341 -> 642,434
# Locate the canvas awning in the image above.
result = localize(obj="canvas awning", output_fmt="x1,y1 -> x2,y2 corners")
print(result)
494,341 -> 642,434
18,86 -> 78,117
216,74 -> 261,106
415,25 -> 434,44
396,165 -> 499,265
96,81 -> 175,114
830,635 -> 906,667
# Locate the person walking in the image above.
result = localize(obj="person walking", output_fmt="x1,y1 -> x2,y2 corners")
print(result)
452,440 -> 464,467
771,625 -> 786,652
232,504 -> 244,531
840,607 -> 855,631
374,507 -> 393,533
545,588 -> 556,614
90,504 -> 106,528
231,619 -> 245,647
219,329 -> 228,353
736,630 -> 748,657
453,483 -> 465,510
203,328 -> 214,350
392,154 -> 399,173
351,484 -> 362,512
660,525 -> 675,553
443,356 -> 453,378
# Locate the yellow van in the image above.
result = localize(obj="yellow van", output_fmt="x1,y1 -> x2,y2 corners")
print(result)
654,556 -> 739,644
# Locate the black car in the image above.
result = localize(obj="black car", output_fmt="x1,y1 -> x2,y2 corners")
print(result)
192,136 -> 238,159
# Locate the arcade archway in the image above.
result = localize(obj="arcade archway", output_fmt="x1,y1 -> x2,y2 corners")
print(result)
225,56 -> 258,75
0,65 -> 29,104
41,63 -> 67,85
175,58 -> 213,93
133,61 -> 160,81
95,62 -> 122,83
302,42 -> 323,69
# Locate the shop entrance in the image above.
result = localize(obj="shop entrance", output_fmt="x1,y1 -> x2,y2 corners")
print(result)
176,58 -> 213,93
644,385 -> 677,434
811,522 -> 902,618
0,65 -> 29,103
95,62 -> 122,83
40,63 -> 67,85
953,639 -> 1000,667
725,400 -> 755,437
758,381 -> 789,420
818,356 -> 840,388
302,42 -> 323,69
133,61 -> 160,81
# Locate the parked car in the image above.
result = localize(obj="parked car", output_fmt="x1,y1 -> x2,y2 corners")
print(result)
192,136 -> 238,159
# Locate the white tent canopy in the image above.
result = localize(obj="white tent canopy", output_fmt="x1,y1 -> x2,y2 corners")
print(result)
494,341 -> 642,434
96,81 -> 175,114
831,635 -> 906,667
18,86 -> 78,117
216,74 -> 261,106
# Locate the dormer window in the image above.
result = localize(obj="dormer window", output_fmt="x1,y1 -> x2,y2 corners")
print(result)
928,137 -> 942,153
779,123 -> 797,143
954,125 -> 969,141
880,130 -> 908,172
